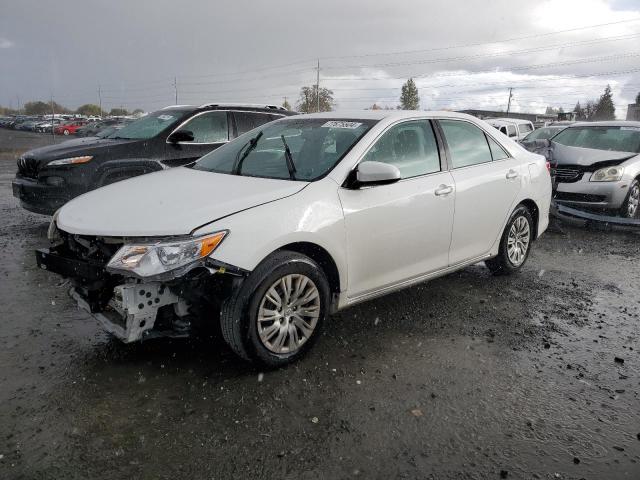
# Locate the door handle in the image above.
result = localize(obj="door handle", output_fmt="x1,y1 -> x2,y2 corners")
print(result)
434,184 -> 454,196
506,169 -> 519,179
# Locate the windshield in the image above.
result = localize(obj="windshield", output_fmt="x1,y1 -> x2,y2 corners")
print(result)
193,118 -> 376,181
552,125 -> 640,153
523,127 -> 563,141
106,109 -> 187,140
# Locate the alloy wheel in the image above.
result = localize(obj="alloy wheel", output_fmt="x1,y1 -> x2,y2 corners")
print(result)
627,182 -> 639,218
257,274 -> 320,354
507,216 -> 530,266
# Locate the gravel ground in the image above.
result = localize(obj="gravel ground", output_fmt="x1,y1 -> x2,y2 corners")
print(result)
0,128 -> 639,479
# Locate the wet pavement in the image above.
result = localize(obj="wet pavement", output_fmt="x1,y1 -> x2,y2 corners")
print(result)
0,129 -> 639,479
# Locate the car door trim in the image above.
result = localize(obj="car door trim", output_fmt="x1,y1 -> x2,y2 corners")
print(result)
345,252 -> 492,306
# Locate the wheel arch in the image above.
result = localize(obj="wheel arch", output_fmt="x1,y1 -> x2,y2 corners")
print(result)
518,198 -> 540,239
274,241 -> 341,301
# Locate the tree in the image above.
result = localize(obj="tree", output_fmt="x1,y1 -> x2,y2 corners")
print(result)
296,85 -> 335,113
584,101 -> 597,120
368,103 -> 382,110
109,107 -> 129,116
282,98 -> 291,111
573,102 -> 586,121
635,91 -> 640,104
76,104 -> 103,117
399,78 -> 420,110
593,85 -> 615,121
23,100 -> 69,115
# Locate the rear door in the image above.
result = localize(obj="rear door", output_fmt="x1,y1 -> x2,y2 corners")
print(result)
164,110 -> 231,166
437,119 -> 522,265
339,119 -> 455,298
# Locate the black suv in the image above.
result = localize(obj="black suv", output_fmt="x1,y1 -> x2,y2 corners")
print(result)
12,103 -> 295,215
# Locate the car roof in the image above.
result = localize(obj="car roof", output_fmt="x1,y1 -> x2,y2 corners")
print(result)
288,110 -> 483,122
160,103 -> 296,115
569,120 -> 640,128
487,118 -> 532,125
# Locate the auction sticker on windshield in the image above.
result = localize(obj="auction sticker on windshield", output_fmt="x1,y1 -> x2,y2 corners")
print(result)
322,121 -> 363,129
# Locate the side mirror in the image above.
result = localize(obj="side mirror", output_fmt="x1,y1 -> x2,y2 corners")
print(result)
353,161 -> 401,187
168,129 -> 195,143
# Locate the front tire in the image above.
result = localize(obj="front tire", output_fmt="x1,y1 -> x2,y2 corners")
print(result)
63,129 -> 70,135
485,205 -> 533,275
220,251 -> 330,367
621,179 -> 640,219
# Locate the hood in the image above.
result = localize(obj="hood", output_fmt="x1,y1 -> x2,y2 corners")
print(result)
550,142 -> 637,166
56,167 -> 307,237
22,137 -> 142,167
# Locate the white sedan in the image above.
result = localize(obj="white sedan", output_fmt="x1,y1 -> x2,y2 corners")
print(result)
38,110 -> 551,366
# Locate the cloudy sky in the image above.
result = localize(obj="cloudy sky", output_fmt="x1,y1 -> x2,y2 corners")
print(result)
1,0 -> 640,117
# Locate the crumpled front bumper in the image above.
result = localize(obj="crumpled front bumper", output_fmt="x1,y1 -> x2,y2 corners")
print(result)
36,248 -> 190,342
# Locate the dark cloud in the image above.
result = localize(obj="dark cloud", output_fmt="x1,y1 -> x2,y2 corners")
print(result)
1,0 -> 639,117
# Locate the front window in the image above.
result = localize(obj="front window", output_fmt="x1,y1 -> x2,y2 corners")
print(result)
552,126 -> 640,153
361,120 -> 440,178
106,109 -> 188,140
193,118 -> 376,181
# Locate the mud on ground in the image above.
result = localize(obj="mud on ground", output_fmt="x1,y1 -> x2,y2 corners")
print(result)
0,129 -> 638,479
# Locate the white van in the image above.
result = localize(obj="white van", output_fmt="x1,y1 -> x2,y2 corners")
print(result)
486,118 -> 535,141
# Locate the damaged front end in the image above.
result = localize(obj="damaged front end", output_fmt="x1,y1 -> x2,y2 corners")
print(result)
36,219 -> 246,343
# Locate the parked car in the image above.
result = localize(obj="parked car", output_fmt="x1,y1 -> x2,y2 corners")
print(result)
54,120 -> 89,135
15,117 -> 42,131
487,118 -> 535,141
13,103 -> 295,215
520,125 -> 567,152
35,118 -> 66,133
35,110 -> 551,366
76,118 -> 133,137
547,121 -> 640,218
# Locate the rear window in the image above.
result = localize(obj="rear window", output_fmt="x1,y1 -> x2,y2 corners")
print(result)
552,126 -> 640,153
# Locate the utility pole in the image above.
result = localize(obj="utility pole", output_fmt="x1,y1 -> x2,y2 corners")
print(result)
173,77 -> 178,105
506,88 -> 513,116
98,85 -> 102,117
50,94 -> 55,139
315,59 -> 320,113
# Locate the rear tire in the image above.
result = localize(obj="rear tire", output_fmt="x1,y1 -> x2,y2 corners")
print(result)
485,205 -> 534,276
621,179 -> 640,219
219,251 -> 330,367
63,129 -> 70,135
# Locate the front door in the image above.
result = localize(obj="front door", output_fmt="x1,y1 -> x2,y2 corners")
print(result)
338,119 -> 455,298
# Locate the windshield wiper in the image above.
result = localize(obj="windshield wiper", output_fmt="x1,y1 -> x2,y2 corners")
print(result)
280,135 -> 297,180
233,131 -> 263,175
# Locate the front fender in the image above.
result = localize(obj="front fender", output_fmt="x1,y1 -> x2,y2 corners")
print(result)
192,179 -> 348,293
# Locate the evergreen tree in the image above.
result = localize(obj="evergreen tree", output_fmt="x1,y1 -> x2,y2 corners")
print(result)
282,98 -> 291,111
399,78 -> 420,110
635,91 -> 640,104
593,85 -> 615,120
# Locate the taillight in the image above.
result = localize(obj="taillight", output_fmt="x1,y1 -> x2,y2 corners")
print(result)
546,161 -> 551,172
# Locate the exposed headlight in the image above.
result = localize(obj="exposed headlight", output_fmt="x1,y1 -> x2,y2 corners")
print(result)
590,166 -> 624,182
106,231 -> 227,279
47,156 -> 93,166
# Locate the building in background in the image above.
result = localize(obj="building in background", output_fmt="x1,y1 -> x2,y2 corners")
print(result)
627,103 -> 640,121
